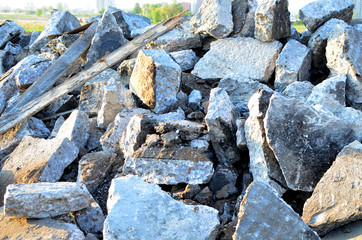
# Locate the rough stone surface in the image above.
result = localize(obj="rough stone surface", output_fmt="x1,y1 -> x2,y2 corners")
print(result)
42,94 -> 74,117
231,0 -> 257,37
104,175 -> 219,240
49,116 -> 65,139
117,58 -> 135,87
130,49 -> 181,113
326,26 -> 362,110
282,81 -> 314,102
302,140 -> 362,235
0,90 -> 5,114
170,49 -> 198,72
85,117 -> 104,151
190,0 -> 233,39
74,198 -> 105,234
233,181 -> 320,240
123,147 -> 214,185
218,74 -> 272,112
48,34 -> 80,55
77,151 -> 117,193
0,50 -> 7,76
100,108 -> 151,153
299,0 -> 354,32
56,110 -> 89,149
0,136 -> 78,205
254,0 -> 291,42
245,89 -> 286,194
209,165 -> 238,193
30,10 -> 80,51
4,42 -> 22,55
264,93 -> 356,191
0,117 -> 49,160
4,182 -> 91,218
119,10 -> 152,38
154,119 -> 204,141
97,79 -> 135,129
236,118 -> 247,150
192,37 -> 283,82
147,16 -> 202,52
275,39 -> 312,92
79,81 -> 105,116
321,221 -> 362,240
86,9 -> 128,67
0,207 -> 85,240
0,20 -> 24,48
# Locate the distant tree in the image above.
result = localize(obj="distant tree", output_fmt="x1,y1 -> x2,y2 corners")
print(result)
56,2 -> 64,11
132,3 -> 142,15
151,9 -> 162,23
36,8 -> 43,16
99,8 -> 105,14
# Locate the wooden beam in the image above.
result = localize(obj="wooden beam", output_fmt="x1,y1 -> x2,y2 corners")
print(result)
0,11 -> 186,135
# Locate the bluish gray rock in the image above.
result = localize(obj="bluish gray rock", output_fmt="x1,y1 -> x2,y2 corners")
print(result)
0,20 -> 24,48
170,49 -> 198,71
231,0 -> 258,37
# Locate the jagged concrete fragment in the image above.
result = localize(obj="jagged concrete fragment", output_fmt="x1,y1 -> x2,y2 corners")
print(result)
117,58 -> 135,87
282,81 -> 314,102
49,116 -> 65,139
170,49 -> 198,72
42,94 -> 74,117
74,198 -> 105,234
4,42 -> 22,55
154,119 -> 205,141
77,151 -> 117,193
86,68 -> 121,85
85,117 -> 104,151
231,0 -> 257,37
0,20 -> 24,48
4,182 -> 91,218
205,88 -> 240,165
192,37 -> 282,82
56,110 -> 89,149
0,207 -> 85,240
264,93 -> 356,191
236,118 -> 247,150
326,26 -> 362,110
119,10 -> 151,38
147,16 -> 202,52
104,175 -> 219,240
209,165 -> 238,193
299,0 -> 354,32
0,117 -> 49,160
0,91 -> 5,114
30,10 -> 80,51
130,49 -> 181,113
100,108 -> 151,152
275,39 -> 312,91
290,25 -> 301,40
188,89 -> 202,110
233,181 -> 320,240
86,9 -> 128,67
48,33 -> 80,54
123,147 -> 214,185
218,74 -> 272,112
0,50 -> 6,76
302,141 -> 362,235
308,19 -> 348,68
97,79 -> 135,129
254,0 -> 291,41
0,136 -> 78,205
245,89 -> 286,194
119,114 -> 155,158
79,81 -> 104,116
190,0 -> 233,38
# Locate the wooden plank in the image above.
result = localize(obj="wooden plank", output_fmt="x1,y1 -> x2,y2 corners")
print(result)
47,22 -> 94,40
0,11 -> 186,135
5,22 -> 98,115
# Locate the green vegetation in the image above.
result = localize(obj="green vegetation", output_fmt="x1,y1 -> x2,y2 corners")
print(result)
0,13 -> 49,21
36,9 -> 43,17
292,21 -> 306,33
131,1 -> 185,23
99,8 -> 105,15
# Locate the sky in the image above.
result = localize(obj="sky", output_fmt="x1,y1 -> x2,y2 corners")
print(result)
1,0 -> 315,14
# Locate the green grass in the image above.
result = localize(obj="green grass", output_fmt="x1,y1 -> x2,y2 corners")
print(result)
0,13 -> 49,21
0,20 -> 46,32
292,21 -> 307,33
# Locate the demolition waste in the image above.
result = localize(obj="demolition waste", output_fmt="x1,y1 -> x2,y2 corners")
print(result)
0,0 -> 361,239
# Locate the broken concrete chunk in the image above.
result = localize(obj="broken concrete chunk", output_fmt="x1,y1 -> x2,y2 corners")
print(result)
236,118 -> 247,150
190,0 -> 233,39
275,39 -> 312,92
77,151 -> 117,193
4,182 -> 91,218
79,81 -> 105,116
30,10 -> 80,52
120,10 -> 152,38
245,89 -> 286,194
231,0 -> 257,37
74,198 -> 105,234
85,117 -> 104,151
205,88 -> 240,165
42,94 -> 74,117
104,175 -> 219,240
130,49 -> 181,113
0,91 -> 5,114
0,20 -> 24,48
170,49 -> 198,72
49,116 -> 65,139
147,16 -> 202,52
4,42 -> 22,55
0,207 -> 85,240
282,81 -> 314,102
302,140 -> 362,235
264,93 -> 356,191
155,119 -> 205,141
86,9 -> 128,67
326,26 -> 362,110
56,110 -> 89,149
123,147 -> 214,185
97,79 -> 135,129
117,58 -> 135,87
0,117 -> 50,160
192,37 -> 283,82
0,136 -> 78,205
254,0 -> 291,42
48,34 -> 80,55
299,0 -> 354,32
188,89 -> 202,110
209,165 -> 238,193
233,181 -> 320,239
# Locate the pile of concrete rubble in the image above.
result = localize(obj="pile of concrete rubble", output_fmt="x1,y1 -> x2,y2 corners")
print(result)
0,0 -> 361,239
